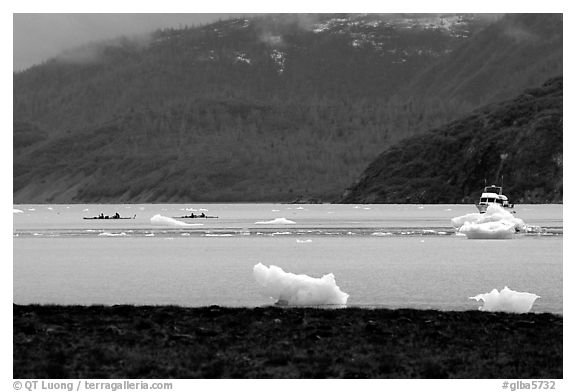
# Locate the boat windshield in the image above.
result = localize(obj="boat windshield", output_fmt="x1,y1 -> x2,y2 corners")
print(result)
485,186 -> 502,194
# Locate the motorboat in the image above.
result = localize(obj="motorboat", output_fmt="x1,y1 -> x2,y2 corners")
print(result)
476,184 -> 515,213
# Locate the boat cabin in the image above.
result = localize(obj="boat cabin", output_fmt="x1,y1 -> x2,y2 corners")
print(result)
484,185 -> 502,195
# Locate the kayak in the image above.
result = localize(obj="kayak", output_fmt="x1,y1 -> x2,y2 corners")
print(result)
83,215 -> 136,220
173,215 -> 219,219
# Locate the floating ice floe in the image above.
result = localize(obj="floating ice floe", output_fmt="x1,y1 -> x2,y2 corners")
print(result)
451,204 -> 526,239
296,239 -> 313,243
253,263 -> 349,306
13,209 -> 24,214
469,286 -> 540,313
150,214 -> 203,227
459,220 -> 516,239
254,217 -> 296,225
98,232 -> 127,237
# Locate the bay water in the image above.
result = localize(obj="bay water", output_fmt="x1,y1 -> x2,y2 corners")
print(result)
13,204 -> 562,313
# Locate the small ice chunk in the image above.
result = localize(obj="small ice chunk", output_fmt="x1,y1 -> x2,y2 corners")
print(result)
150,214 -> 203,227
98,232 -> 127,237
253,263 -> 349,305
296,239 -> 313,243
469,286 -> 540,313
254,217 -> 296,225
13,209 -> 23,214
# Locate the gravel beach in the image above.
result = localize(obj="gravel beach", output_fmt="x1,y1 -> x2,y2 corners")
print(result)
13,304 -> 562,379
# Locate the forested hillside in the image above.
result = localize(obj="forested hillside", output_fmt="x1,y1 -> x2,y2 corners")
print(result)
340,77 -> 563,204
13,14 -> 562,203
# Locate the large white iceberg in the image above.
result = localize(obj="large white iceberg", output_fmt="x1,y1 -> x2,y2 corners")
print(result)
459,220 -> 516,239
469,286 -> 540,313
254,217 -> 296,225
452,204 -> 526,239
150,214 -> 203,227
253,263 -> 349,306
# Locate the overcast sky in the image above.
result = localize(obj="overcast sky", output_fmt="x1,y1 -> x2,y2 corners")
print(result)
11,1 -> 566,72
13,14 -> 244,71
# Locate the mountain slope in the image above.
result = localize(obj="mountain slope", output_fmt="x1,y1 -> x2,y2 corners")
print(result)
405,13 -> 563,106
340,77 -> 563,204
13,14 -> 562,203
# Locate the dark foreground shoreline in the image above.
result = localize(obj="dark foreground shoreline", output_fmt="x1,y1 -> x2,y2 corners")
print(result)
14,304 -> 562,379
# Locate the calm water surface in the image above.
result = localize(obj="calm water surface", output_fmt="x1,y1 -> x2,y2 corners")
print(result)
13,204 -> 563,313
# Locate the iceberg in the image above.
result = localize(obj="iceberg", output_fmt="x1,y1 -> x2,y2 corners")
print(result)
253,263 -> 349,306
452,204 -> 526,239
254,217 -> 296,225
459,220 -> 516,239
150,214 -> 203,227
13,208 -> 24,214
469,286 -> 540,313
